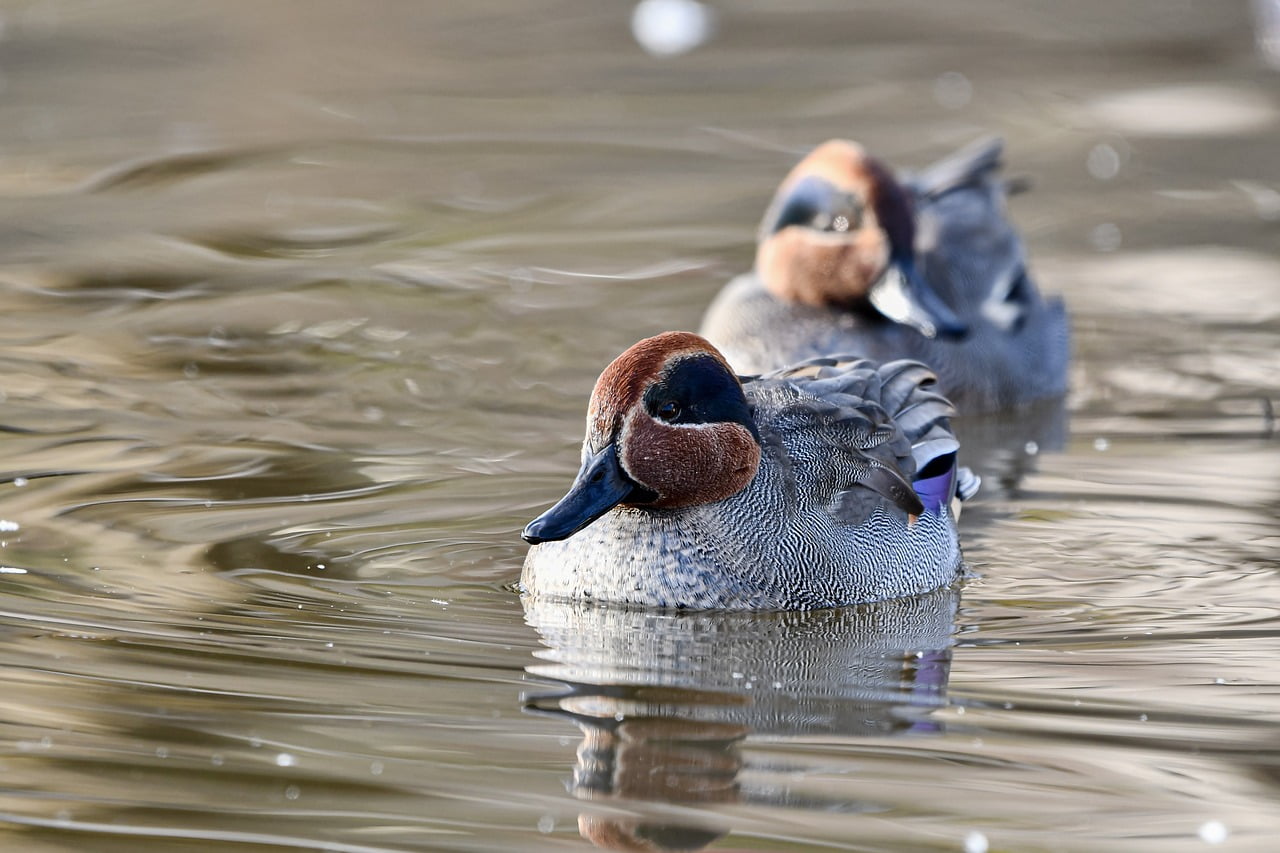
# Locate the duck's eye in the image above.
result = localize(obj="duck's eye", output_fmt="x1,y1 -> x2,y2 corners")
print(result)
820,202 -> 861,233
656,400 -> 681,422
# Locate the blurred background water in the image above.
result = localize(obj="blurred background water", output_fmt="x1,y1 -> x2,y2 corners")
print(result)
0,1 -> 1276,851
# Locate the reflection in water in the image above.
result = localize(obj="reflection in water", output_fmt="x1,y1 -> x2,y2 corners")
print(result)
524,589 -> 958,850
956,396 -> 1068,501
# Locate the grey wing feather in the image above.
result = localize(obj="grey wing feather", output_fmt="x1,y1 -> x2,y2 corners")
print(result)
911,436 -> 960,472
908,137 -> 1040,335
748,356 -> 963,521
956,467 -> 981,502
906,136 -> 1005,200
873,360 -> 956,448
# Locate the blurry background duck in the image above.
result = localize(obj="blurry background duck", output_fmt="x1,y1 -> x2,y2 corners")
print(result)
521,332 -> 977,610
701,137 -> 1070,414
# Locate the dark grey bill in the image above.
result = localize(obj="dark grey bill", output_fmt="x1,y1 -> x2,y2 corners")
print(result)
522,443 -> 653,544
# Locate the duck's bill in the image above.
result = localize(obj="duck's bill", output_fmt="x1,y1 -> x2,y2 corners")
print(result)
868,262 -> 968,339
522,444 -> 651,544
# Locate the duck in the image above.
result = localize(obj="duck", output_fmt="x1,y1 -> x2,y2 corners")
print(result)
699,137 -> 1069,412
521,331 -> 977,610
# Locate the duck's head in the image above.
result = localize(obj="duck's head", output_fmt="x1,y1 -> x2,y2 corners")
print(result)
522,332 -> 762,544
757,140 -> 967,338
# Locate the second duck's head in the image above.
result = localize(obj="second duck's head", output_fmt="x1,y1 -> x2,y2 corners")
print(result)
757,140 -> 966,339
522,332 -> 761,544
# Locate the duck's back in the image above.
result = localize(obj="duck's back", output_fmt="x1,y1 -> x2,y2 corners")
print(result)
906,139 -> 1070,408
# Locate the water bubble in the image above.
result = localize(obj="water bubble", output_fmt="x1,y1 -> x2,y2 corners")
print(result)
155,746 -> 169,759
1094,437 -> 1110,451
275,752 -> 295,767
285,785 -> 301,801
13,477 -> 28,487
1024,441 -> 1039,455
538,815 -> 556,834
1087,143 -> 1121,180
964,830 -> 989,853
183,362 -> 200,379
631,0 -> 715,57
211,753 -> 224,766
370,761 -> 384,776
1198,820 -> 1229,844
934,71 -> 973,109
0,520 -> 20,532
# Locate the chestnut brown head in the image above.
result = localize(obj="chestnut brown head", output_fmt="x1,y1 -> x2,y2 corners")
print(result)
756,140 -> 966,338
523,332 -> 762,544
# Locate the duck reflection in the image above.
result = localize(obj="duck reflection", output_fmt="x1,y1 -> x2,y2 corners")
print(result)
523,586 -> 959,851
957,396 -> 1068,502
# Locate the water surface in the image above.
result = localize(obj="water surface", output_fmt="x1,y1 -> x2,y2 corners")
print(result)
0,2 -> 1277,851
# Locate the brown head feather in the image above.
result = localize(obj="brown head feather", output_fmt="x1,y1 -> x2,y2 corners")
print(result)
621,412 -> 760,508
583,332 -> 760,508
586,332 -> 733,449
756,139 -> 915,307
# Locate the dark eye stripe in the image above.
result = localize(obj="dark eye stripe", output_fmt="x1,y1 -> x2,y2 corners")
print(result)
764,174 -> 864,236
643,354 -> 759,441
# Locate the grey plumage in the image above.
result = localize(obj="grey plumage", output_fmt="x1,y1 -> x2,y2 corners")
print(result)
522,356 -> 967,610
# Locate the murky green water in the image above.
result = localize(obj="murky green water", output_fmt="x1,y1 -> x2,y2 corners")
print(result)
0,1 -> 1277,850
